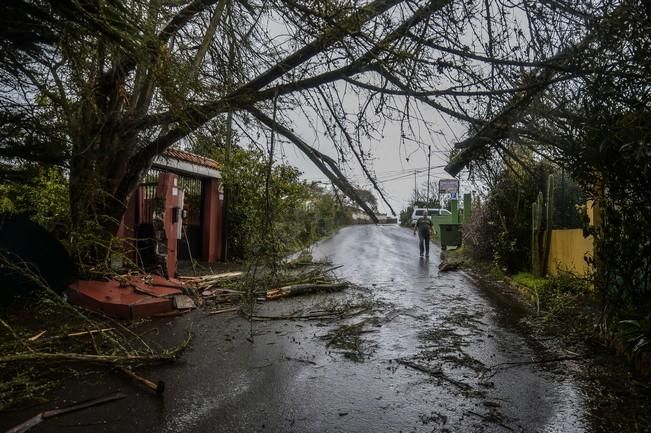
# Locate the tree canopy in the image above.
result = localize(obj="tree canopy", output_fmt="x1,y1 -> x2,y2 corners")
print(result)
0,1 -> 637,253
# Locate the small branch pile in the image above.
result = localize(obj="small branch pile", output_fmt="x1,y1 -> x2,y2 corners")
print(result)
263,264 -> 349,301
180,272 -> 245,313
179,261 -> 350,314
0,289 -> 190,411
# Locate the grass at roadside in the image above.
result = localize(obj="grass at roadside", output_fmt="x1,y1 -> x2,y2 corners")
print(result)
502,271 -> 597,341
447,243 -> 598,343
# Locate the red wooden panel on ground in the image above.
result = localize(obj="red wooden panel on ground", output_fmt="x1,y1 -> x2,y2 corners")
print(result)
67,277 -> 184,320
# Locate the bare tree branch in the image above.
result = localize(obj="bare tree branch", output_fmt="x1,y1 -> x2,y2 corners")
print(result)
248,106 -> 380,223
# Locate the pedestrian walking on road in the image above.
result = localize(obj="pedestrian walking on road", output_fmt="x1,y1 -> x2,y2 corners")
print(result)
413,214 -> 433,258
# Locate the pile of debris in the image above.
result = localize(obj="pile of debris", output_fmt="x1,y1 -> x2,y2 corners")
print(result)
0,286 -> 190,413
179,262 -> 350,315
179,271 -> 244,315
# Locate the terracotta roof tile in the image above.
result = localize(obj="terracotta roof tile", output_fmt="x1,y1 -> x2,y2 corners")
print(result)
162,148 -> 220,170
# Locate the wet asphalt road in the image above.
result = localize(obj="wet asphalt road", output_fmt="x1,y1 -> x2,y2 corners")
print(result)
3,225 -> 590,433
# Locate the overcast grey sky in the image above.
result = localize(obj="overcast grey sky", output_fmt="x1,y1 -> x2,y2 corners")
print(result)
238,84 -> 471,216
223,0 -> 549,216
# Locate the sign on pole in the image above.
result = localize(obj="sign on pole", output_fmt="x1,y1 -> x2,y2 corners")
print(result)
439,179 -> 459,194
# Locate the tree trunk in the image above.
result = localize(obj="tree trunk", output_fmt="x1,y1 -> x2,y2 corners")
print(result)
68,130 -> 145,273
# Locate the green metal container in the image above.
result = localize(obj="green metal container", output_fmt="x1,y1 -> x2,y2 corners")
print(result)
439,223 -> 462,250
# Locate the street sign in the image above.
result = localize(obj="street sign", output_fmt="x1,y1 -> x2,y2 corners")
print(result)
439,179 -> 459,194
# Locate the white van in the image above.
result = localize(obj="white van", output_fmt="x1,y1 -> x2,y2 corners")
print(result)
410,208 -> 452,226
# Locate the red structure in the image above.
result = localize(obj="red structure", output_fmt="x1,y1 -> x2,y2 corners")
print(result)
117,148 -> 226,277
68,149 -> 224,319
67,275 -> 185,320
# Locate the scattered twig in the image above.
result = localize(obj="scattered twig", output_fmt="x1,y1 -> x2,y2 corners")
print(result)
397,358 -> 442,375
483,355 -> 590,378
285,356 -> 318,365
465,410 -> 514,432
397,359 -> 472,391
27,330 -> 47,342
65,328 -> 114,338
1,334 -> 191,365
1,318 -> 35,353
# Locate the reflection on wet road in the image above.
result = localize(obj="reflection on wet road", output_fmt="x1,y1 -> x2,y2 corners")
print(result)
7,225 -> 591,433
166,225 -> 589,433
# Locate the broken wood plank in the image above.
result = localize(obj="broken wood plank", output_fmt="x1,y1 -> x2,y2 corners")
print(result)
265,282 -> 348,300
173,294 -> 196,310
6,392 -> 126,433
117,367 -> 165,395
179,272 -> 243,283
201,288 -> 241,297
206,307 -> 240,315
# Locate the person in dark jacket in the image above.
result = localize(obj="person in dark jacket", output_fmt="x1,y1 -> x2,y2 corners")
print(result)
413,215 -> 433,257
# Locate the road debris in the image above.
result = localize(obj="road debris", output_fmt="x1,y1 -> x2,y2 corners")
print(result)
206,307 -> 240,315
179,272 -> 244,291
397,358 -> 472,391
173,294 -> 196,310
266,282 -> 348,300
117,367 -> 165,395
5,392 -> 126,433
0,291 -> 191,411
27,331 -> 46,342
321,319 -> 379,362
438,261 -> 460,272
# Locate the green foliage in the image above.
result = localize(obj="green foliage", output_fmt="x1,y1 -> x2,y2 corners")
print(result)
300,191 -> 351,243
220,148 -> 350,261
399,205 -> 413,227
552,6 -> 651,323
513,272 -> 590,317
571,112 -> 651,320
484,159 -> 555,273
573,113 -> 651,318
619,314 -> 651,355
353,188 -> 378,212
0,167 -> 69,238
512,272 -> 549,292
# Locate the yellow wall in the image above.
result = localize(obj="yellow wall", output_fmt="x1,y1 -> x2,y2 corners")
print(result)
547,229 -> 594,276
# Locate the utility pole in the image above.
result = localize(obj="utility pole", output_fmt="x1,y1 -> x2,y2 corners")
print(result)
414,170 -> 418,204
426,145 -> 431,210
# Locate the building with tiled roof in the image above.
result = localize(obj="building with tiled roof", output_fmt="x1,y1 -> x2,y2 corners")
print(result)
152,147 -> 221,179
